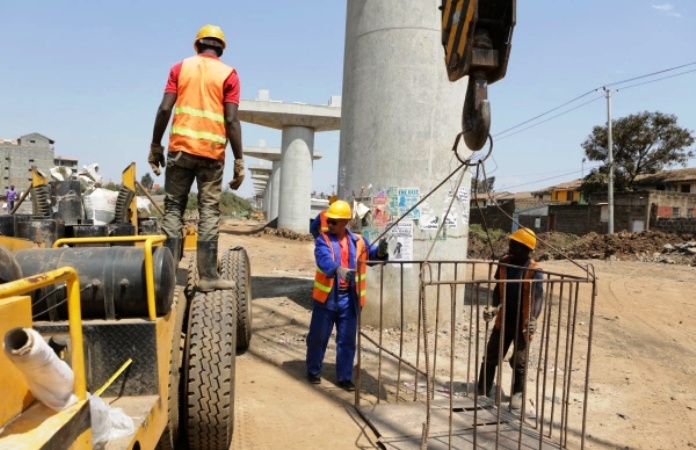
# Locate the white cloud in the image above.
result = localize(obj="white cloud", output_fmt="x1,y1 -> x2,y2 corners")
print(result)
652,3 -> 673,11
652,3 -> 682,17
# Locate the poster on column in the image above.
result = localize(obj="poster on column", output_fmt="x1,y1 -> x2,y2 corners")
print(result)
442,193 -> 458,229
372,193 -> 389,227
458,187 -> 470,226
386,220 -> 414,268
387,187 -> 420,219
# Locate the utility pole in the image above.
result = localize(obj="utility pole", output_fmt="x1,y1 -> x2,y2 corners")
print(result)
603,87 -> 615,234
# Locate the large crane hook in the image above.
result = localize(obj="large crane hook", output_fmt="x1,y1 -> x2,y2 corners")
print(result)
441,0 -> 516,150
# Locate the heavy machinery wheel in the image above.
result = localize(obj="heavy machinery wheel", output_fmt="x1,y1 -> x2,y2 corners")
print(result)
185,253 -> 198,300
155,286 -> 186,450
221,246 -> 252,354
183,289 -> 237,450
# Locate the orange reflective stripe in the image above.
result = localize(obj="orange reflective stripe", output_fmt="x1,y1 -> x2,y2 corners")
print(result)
319,210 -> 329,233
169,55 -> 234,160
312,234 -> 336,303
355,236 -> 367,308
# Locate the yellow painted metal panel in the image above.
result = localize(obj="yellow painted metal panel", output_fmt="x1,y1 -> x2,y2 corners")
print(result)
0,296 -> 34,426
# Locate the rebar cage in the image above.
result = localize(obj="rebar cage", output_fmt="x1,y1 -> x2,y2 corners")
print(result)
355,259 -> 597,450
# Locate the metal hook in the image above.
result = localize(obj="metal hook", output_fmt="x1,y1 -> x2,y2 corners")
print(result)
462,72 -> 491,151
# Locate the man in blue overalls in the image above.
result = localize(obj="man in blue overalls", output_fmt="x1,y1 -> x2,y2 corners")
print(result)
307,200 -> 388,391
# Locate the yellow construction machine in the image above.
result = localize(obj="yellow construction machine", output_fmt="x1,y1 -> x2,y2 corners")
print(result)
0,163 -> 252,450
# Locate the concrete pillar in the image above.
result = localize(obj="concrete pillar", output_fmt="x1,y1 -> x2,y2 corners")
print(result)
278,126 -> 314,231
270,160 -> 281,221
262,185 -> 270,218
339,0 -> 471,327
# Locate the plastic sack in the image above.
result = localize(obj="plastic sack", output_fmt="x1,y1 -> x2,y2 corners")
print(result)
3,327 -> 77,411
89,394 -> 135,446
83,188 -> 119,225
136,196 -> 153,219
89,394 -> 111,445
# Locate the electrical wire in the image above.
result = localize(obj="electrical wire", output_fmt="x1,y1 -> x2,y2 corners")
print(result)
496,95 -> 605,142
492,61 -> 696,141
616,67 -> 696,92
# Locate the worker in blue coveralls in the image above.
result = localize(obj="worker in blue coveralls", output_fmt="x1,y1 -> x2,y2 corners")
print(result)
306,200 -> 389,391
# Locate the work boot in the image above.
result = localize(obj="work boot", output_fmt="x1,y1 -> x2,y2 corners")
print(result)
163,237 -> 183,265
197,240 -> 236,292
509,392 -> 523,410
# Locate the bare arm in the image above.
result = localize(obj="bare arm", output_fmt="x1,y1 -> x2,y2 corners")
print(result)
151,93 -> 177,146
224,102 -> 244,160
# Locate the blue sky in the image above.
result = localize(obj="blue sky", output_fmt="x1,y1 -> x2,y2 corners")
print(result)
1,1 -> 694,198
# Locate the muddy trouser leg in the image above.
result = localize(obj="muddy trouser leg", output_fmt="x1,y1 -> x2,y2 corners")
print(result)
195,156 -> 224,242
478,327 -> 516,397
478,328 -> 500,396
162,152 -> 196,240
510,331 -> 529,395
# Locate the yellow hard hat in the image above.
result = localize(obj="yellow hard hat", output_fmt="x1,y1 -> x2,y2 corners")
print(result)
325,200 -> 352,220
328,195 -> 338,205
194,24 -> 227,51
509,227 -> 536,250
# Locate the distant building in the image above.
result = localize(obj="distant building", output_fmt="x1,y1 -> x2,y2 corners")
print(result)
54,155 -> 79,170
531,179 -> 583,203
0,133 -> 55,190
633,167 -> 696,193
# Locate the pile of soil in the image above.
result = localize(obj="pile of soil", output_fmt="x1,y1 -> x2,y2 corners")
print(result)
263,227 -> 314,241
468,229 -> 696,265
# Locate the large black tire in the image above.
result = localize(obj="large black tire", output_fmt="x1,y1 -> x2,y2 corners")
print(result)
221,246 -> 252,354
185,253 -> 198,301
183,289 -> 237,450
155,286 -> 186,450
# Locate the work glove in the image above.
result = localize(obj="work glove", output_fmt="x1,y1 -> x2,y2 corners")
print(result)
482,305 -> 498,322
148,144 -> 165,176
336,267 -> 355,283
377,238 -> 389,258
228,158 -> 245,190
524,318 -> 537,335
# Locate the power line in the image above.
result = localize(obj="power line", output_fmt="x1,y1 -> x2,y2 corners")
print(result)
604,61 -> 696,88
496,95 -> 604,141
492,90 -> 597,137
497,165 -> 602,192
617,67 -> 696,92
492,61 -> 696,140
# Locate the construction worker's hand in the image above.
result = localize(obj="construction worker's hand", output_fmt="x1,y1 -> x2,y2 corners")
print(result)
482,305 -> 498,322
148,144 -> 165,176
228,159 -> 245,190
377,238 -> 389,258
524,318 -> 537,335
336,267 -> 355,283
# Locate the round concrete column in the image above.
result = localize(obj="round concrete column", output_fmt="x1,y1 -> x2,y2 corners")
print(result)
262,185 -> 270,219
278,126 -> 314,232
339,0 -> 471,327
269,160 -> 282,221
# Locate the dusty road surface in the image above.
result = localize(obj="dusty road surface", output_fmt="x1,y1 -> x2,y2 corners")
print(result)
217,219 -> 696,450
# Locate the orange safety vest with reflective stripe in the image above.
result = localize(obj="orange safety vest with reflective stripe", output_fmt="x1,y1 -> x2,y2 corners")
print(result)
318,210 -> 329,234
494,256 -> 540,341
168,55 -> 234,161
313,233 -> 368,307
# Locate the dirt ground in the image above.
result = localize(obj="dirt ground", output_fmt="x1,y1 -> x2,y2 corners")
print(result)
218,219 -> 696,450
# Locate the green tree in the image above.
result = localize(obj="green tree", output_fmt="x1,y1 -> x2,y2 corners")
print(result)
580,111 -> 694,195
141,173 -> 154,190
472,176 -> 495,193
